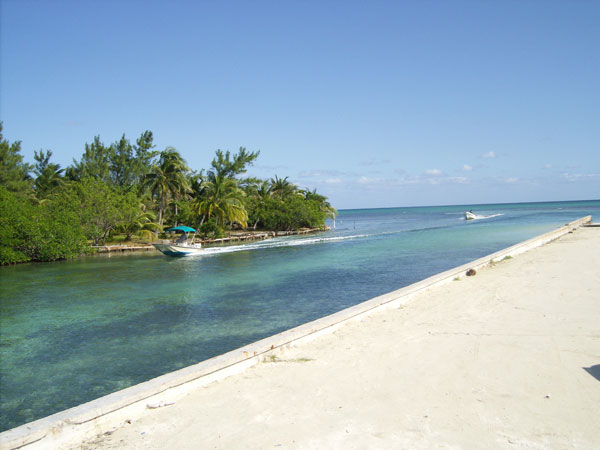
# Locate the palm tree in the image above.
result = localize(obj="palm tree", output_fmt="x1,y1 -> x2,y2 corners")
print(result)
118,207 -> 162,241
303,188 -> 338,227
34,165 -> 65,198
246,180 -> 271,229
142,148 -> 190,227
193,174 -> 247,228
269,175 -> 297,198
33,150 -> 65,199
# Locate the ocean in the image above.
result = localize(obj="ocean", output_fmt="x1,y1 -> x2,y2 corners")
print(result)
1,199 -> 598,431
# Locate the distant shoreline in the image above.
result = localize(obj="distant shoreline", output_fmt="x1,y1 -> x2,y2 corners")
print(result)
336,198 -> 600,212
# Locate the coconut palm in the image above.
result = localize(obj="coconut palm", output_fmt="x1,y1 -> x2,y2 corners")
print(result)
142,147 -> 190,227
302,188 -> 338,227
32,150 -> 65,199
118,208 -> 162,241
246,180 -> 271,229
269,175 -> 297,198
193,174 -> 247,228
34,165 -> 65,197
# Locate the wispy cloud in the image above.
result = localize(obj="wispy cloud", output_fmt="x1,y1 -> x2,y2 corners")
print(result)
360,158 -> 392,166
481,151 -> 496,159
446,176 -> 468,184
255,164 -> 288,171
299,170 -> 324,178
425,168 -> 443,176
462,164 -> 473,171
357,176 -> 385,185
505,177 -> 519,183
421,174 -> 468,185
543,163 -> 552,169
560,172 -> 600,182
354,174 -> 468,187
298,169 -> 349,178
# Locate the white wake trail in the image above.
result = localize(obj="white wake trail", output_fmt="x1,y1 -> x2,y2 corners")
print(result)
198,233 -> 371,256
465,213 -> 504,221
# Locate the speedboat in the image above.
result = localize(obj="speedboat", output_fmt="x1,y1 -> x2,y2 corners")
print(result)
152,226 -> 204,256
465,211 -> 477,220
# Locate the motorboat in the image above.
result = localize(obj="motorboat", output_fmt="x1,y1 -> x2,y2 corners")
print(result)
152,226 -> 204,256
465,211 -> 477,220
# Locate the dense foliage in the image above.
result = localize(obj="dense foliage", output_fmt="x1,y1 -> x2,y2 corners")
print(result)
0,123 -> 336,264
0,187 -> 88,264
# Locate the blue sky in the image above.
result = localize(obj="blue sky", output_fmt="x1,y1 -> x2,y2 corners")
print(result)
1,0 -> 598,209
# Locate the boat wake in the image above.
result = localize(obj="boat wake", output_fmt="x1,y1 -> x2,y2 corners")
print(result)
464,213 -> 503,221
183,218 -> 495,257
197,233 -> 371,256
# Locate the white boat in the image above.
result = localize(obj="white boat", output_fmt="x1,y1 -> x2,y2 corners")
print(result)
465,211 -> 477,220
153,226 -> 204,256
152,242 -> 204,256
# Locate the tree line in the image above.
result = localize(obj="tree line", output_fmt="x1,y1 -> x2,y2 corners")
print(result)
0,123 -> 336,264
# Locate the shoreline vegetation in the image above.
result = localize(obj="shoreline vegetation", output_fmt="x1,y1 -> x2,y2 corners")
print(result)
0,123 -> 337,264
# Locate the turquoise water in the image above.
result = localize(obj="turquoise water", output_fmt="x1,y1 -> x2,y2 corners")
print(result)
1,200 -> 599,431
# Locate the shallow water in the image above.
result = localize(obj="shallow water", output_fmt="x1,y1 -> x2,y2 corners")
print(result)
1,199 -> 598,431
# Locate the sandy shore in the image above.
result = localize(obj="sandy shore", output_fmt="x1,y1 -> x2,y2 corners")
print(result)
71,227 -> 600,449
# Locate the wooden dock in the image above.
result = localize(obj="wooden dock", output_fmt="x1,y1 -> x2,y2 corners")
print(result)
91,245 -> 156,253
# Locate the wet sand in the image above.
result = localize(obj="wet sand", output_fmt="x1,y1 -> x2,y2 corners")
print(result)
73,226 -> 600,450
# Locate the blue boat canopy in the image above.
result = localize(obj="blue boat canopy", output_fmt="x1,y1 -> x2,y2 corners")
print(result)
165,226 -> 196,233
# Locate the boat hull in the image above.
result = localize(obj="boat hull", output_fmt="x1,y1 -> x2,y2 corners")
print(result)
465,212 -> 477,220
152,243 -> 204,256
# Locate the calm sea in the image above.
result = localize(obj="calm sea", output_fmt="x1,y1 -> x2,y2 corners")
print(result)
1,199 -> 599,431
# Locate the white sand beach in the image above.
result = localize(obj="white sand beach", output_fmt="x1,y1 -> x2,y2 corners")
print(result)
69,226 -> 600,450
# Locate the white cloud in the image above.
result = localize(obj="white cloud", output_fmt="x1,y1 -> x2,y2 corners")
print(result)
481,151 -> 496,159
446,176 -> 468,184
463,164 -> 473,171
425,169 -> 442,176
423,174 -> 468,185
255,164 -> 288,171
324,178 -> 342,184
298,169 -> 350,178
358,176 -> 378,185
543,163 -> 552,169
361,158 -> 392,166
394,176 -> 421,186
368,174 -> 469,187
299,170 -> 318,177
561,172 -> 600,182
505,177 -> 519,183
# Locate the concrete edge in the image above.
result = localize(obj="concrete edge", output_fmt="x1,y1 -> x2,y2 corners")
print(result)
0,216 -> 592,450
